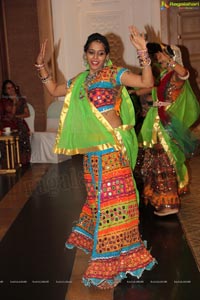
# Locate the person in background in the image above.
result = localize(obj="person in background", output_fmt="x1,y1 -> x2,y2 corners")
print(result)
134,43 -> 200,217
35,25 -> 157,289
0,79 -> 31,165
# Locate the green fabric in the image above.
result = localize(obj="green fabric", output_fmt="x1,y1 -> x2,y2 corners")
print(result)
139,80 -> 200,145
137,80 -> 200,187
116,87 -> 139,203
167,80 -> 200,128
138,105 -> 189,186
56,72 -> 115,151
159,122 -> 188,184
120,87 -> 138,168
55,70 -> 138,169
137,107 -> 157,145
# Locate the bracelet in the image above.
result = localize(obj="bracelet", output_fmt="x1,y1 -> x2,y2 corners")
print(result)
167,59 -> 176,69
141,57 -> 151,68
36,64 -> 52,83
41,74 -> 52,84
34,62 -> 44,68
137,48 -> 148,54
137,49 -> 151,68
34,63 -> 45,70
178,70 -> 190,80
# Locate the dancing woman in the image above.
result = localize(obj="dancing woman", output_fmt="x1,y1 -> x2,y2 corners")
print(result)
35,26 -> 156,289
135,43 -> 200,216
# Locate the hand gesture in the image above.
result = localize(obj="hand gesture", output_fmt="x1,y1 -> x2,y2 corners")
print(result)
35,39 -> 48,65
129,26 -> 147,50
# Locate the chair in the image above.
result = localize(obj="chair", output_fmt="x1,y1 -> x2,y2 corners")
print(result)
30,100 -> 71,163
26,103 -> 35,133
46,100 -> 64,132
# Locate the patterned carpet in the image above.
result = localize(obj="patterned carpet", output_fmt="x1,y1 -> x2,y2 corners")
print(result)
178,154 -> 200,271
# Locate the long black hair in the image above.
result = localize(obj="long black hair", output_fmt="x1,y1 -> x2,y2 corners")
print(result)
147,42 -> 174,58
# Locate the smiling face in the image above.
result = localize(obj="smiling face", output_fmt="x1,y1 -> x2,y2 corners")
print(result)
85,41 -> 108,74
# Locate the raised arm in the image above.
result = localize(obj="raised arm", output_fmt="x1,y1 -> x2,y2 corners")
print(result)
157,51 -> 189,79
35,39 -> 67,97
121,26 -> 154,89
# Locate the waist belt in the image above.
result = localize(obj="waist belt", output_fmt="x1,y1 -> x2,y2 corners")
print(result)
153,101 -> 171,107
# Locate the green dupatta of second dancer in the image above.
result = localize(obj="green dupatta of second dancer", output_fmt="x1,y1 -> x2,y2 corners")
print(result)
54,71 -> 138,169
138,79 -> 200,188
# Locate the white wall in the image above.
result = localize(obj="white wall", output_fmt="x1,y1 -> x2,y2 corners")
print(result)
51,0 -> 161,81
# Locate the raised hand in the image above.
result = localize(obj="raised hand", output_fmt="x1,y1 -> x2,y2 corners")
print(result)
129,26 -> 147,50
35,39 -> 48,65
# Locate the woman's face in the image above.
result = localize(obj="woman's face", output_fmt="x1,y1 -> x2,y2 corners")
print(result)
5,83 -> 16,97
85,41 -> 108,74
155,51 -> 169,69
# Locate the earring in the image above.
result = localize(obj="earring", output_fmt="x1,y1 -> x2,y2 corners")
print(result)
104,56 -> 110,67
83,54 -> 89,69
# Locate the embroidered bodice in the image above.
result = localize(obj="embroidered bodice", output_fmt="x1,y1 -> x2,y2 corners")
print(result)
157,71 -> 185,103
85,66 -> 128,112
86,66 -> 127,112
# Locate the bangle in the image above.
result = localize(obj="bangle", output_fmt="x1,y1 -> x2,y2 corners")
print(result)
178,70 -> 190,80
34,63 -> 45,70
137,49 -> 151,68
167,59 -> 176,69
40,74 -> 52,84
35,63 -> 44,68
37,69 -> 52,83
137,48 -> 148,53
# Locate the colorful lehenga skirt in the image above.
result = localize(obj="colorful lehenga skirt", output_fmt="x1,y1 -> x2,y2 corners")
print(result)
66,147 -> 156,289
134,146 -> 186,211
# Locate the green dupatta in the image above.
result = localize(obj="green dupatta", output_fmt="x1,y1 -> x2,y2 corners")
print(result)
138,79 -> 200,188
54,70 -> 138,169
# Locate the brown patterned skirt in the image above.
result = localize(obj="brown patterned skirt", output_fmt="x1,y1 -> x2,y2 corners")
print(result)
134,146 -> 186,211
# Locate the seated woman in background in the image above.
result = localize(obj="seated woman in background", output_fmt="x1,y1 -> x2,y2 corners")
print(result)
0,79 -> 31,165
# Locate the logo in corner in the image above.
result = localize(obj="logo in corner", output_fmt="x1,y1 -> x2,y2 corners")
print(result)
161,1 -> 170,10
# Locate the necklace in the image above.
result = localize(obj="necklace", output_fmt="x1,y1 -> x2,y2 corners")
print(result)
79,72 -> 97,100
79,70 -> 100,100
85,71 -> 99,88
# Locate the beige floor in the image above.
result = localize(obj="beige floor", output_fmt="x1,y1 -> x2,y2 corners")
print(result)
178,154 -> 200,271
